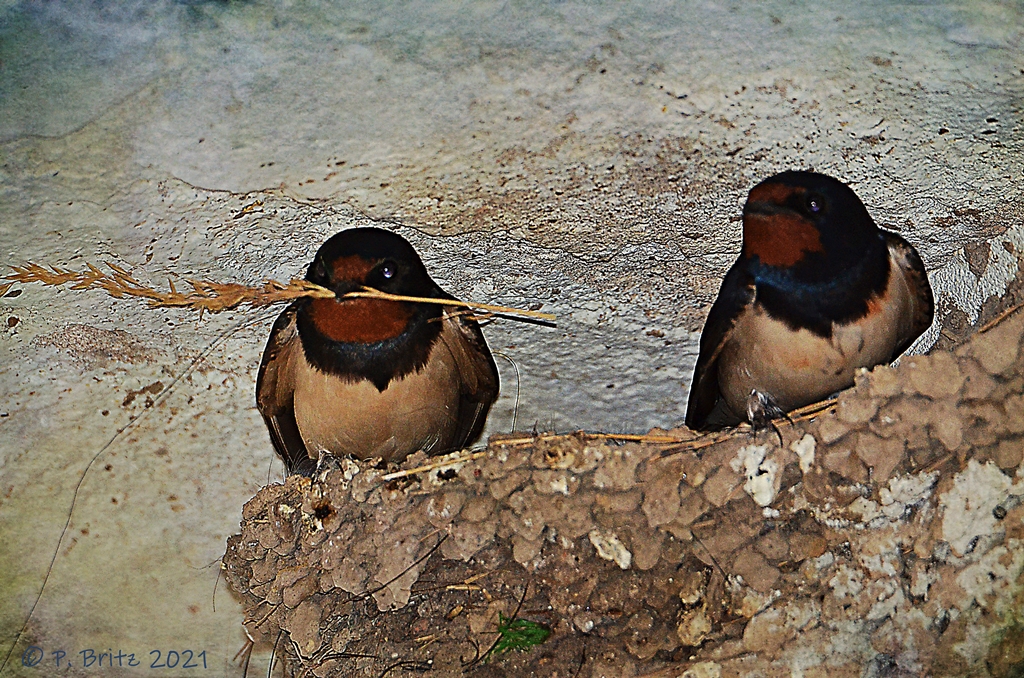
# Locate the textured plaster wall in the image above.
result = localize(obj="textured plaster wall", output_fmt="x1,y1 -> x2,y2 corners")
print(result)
0,1 -> 1021,676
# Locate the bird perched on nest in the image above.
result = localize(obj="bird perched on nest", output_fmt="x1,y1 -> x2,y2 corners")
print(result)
685,170 -> 934,431
256,227 -> 499,476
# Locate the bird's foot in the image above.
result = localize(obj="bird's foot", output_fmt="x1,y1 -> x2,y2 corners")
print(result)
745,389 -> 792,446
314,451 -> 345,478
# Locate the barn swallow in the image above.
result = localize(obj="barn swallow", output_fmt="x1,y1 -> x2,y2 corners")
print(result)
256,227 -> 499,476
685,171 -> 934,430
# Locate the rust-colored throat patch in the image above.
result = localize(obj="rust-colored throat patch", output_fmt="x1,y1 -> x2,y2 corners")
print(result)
309,297 -> 413,344
743,209 -> 824,268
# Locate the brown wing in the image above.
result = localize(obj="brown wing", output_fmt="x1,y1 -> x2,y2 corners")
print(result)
684,263 -> 756,431
438,307 -> 500,450
884,232 -> 935,360
256,303 -> 317,476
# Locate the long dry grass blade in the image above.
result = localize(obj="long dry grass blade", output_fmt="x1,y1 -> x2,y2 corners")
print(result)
4,263 -> 552,322
344,287 -> 556,322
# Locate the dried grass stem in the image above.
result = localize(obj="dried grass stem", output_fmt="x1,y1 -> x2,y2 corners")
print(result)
3,262 -> 554,323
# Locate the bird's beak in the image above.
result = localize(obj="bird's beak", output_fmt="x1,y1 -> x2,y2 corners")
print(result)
743,200 -> 788,219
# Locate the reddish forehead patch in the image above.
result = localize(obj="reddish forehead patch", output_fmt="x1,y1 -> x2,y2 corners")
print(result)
743,213 -> 823,267
310,297 -> 411,344
748,182 -> 806,205
330,255 -> 375,283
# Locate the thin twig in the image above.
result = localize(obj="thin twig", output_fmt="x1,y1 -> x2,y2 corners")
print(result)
657,432 -> 737,458
465,581 -> 532,667
411,570 -> 493,595
785,397 -> 837,423
978,301 -> 1024,334
235,631 -> 255,678
345,286 -> 556,322
268,630 -> 283,678
496,430 -> 696,447
253,602 -> 281,628
355,534 -> 447,602
493,351 -> 521,433
379,451 -> 487,481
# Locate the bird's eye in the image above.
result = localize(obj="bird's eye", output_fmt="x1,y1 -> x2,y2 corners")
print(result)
805,193 -> 824,214
381,262 -> 395,279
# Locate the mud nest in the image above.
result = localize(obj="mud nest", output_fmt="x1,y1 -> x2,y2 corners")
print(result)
222,307 -> 1024,678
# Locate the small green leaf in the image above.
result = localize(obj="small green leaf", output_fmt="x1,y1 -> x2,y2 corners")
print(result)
486,613 -> 552,661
